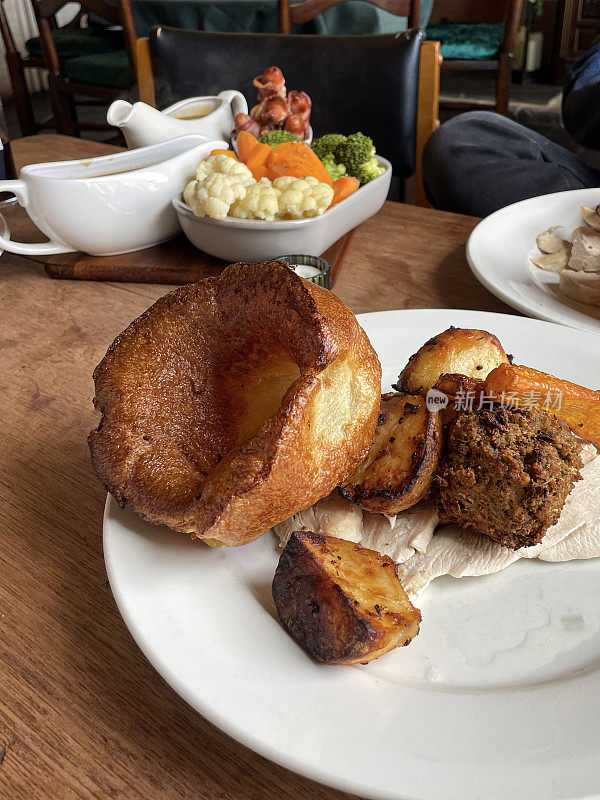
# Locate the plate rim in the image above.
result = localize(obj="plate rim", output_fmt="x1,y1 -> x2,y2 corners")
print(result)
103,307 -> 600,800
466,187 -> 600,336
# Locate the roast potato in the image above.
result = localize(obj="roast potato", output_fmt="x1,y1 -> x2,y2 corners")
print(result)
433,373 -> 486,399
395,327 -> 509,395
339,392 -> 442,514
89,260 -> 381,547
430,373 -> 486,424
272,531 -> 421,665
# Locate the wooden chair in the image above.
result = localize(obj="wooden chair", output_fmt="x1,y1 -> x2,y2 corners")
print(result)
277,0 -> 420,34
0,0 -> 49,136
32,0 -> 138,136
428,0 -> 523,115
136,31 -> 440,207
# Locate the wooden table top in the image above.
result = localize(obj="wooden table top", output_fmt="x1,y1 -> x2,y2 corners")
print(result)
0,134 -> 514,800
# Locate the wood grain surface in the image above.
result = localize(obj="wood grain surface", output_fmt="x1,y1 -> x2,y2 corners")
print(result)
0,135 -> 514,800
40,230 -> 354,284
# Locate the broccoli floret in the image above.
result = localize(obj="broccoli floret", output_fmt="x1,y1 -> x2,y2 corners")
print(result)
259,130 -> 301,147
320,154 -> 347,183
311,133 -> 346,161
335,132 -> 375,167
352,157 -> 385,185
312,135 -> 347,182
334,132 -> 383,184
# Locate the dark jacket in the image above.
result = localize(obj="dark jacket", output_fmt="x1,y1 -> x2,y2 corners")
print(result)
562,39 -> 600,149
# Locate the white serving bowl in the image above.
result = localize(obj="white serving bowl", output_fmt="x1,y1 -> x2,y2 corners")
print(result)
172,156 -> 391,262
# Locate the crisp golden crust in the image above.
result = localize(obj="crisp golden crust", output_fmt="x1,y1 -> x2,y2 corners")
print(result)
89,261 -> 381,546
272,531 -> 421,665
339,392 -> 443,514
395,327 -> 509,395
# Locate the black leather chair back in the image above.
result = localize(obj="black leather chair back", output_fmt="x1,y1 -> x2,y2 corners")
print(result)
149,26 -> 424,177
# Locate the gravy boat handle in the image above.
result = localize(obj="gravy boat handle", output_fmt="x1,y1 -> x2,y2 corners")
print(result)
0,180 -> 75,255
218,90 -> 248,118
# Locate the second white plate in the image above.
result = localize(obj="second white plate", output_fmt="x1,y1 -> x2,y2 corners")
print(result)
467,188 -> 600,335
104,309 -> 600,800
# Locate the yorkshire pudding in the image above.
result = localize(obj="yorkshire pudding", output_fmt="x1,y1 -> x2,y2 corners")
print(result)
89,261 -> 381,546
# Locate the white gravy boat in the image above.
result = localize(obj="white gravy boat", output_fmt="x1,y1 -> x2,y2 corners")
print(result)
0,136 -> 226,256
107,91 -> 247,149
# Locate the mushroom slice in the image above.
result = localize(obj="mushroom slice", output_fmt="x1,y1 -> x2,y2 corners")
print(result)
581,206 -> 600,232
559,269 -> 600,308
530,250 -> 570,271
536,227 -> 571,254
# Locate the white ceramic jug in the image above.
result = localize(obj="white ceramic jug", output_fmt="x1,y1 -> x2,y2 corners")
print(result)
107,91 -> 247,149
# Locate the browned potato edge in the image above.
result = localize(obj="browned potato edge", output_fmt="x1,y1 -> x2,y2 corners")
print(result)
272,531 -> 421,665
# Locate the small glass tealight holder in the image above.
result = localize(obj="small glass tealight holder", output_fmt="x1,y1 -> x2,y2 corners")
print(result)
276,254 -> 330,289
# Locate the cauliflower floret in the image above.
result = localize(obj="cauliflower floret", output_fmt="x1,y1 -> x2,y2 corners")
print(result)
273,176 -> 334,219
182,157 -> 334,222
183,154 -> 256,219
183,178 -> 198,207
229,178 -> 282,221
194,154 -> 254,185
185,172 -> 251,221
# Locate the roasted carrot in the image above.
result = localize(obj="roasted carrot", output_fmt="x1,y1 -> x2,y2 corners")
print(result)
266,141 -> 333,186
250,165 -> 270,181
245,142 -> 272,180
236,131 -> 260,163
209,149 -> 238,160
486,363 -> 600,403
485,363 -> 600,448
329,176 -> 360,208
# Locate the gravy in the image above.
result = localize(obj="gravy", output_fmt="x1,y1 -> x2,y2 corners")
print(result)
171,102 -> 215,120
75,162 -> 158,178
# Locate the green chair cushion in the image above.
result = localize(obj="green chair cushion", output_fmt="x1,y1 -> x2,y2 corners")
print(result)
25,28 -> 124,60
65,49 -> 134,89
426,22 -> 505,60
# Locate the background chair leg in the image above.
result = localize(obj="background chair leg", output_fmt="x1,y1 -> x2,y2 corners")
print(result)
49,79 -> 76,136
6,55 -> 36,136
67,94 -> 80,138
495,54 -> 512,116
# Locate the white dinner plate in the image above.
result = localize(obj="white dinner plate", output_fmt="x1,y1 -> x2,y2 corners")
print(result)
104,308 -> 600,800
467,188 -> 600,335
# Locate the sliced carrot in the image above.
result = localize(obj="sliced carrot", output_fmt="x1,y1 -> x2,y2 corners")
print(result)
236,131 -> 260,163
209,148 -> 238,160
245,142 -> 272,180
250,164 -> 270,181
329,176 -> 360,208
266,141 -> 333,186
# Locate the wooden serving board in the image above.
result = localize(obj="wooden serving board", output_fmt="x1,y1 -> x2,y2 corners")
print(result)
11,136 -> 356,287
40,231 -> 356,285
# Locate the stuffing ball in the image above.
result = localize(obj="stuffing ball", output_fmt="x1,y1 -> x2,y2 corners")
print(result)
436,406 -> 582,549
